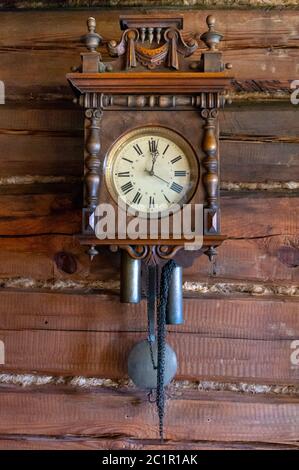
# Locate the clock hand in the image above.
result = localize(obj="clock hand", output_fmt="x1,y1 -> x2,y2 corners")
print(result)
148,138 -> 160,175
145,168 -> 169,185
153,173 -> 169,185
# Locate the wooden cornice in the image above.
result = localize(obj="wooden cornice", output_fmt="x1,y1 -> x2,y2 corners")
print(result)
77,235 -> 226,247
67,72 -> 233,96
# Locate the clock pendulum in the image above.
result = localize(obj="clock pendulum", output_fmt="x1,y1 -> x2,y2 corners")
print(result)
67,13 -> 233,441
128,259 -> 181,440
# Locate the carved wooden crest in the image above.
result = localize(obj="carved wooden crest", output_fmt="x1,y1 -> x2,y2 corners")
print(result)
79,14 -> 230,74
107,16 -> 198,70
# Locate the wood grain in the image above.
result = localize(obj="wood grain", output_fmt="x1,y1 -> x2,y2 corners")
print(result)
1,1 -> 299,10
0,10 -> 298,101
0,217 -> 297,283
0,436 -> 297,451
0,329 -> 298,383
0,290 -> 298,340
0,191 -> 297,237
0,386 -> 298,443
1,106 -> 298,182
0,192 -> 81,235
0,236 -> 297,283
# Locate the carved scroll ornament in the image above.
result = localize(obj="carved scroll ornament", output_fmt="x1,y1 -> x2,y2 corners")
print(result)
107,27 -> 198,70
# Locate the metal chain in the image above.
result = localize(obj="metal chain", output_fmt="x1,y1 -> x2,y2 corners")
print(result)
147,265 -> 158,370
157,259 -> 176,443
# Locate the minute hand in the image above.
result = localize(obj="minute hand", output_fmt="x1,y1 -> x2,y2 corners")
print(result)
152,172 -> 169,185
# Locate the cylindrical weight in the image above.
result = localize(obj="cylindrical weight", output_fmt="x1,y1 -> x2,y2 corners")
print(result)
120,250 -> 141,303
166,265 -> 183,324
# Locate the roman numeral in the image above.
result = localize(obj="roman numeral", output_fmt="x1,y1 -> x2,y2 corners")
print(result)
163,144 -> 169,155
121,181 -> 133,194
132,192 -> 142,204
133,144 -> 143,156
174,170 -> 187,177
117,171 -> 130,177
149,138 -> 159,154
170,182 -> 183,193
163,194 -> 171,203
122,157 -> 133,163
149,196 -> 155,208
171,156 -> 182,164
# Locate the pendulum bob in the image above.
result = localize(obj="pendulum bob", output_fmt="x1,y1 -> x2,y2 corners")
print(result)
127,340 -> 177,390
120,250 -> 141,304
166,265 -> 183,325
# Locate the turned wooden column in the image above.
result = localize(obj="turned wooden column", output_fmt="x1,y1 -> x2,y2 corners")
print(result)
84,108 -> 103,211
201,107 -> 219,234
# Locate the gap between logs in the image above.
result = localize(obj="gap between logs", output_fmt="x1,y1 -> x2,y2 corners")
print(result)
0,1 -> 298,10
0,175 -> 298,192
0,373 -> 298,396
0,277 -> 298,297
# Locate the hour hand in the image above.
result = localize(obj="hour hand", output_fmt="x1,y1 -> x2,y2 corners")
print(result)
149,138 -> 159,155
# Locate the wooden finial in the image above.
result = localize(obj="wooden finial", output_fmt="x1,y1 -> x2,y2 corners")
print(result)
87,245 -> 98,261
85,17 -> 101,52
200,15 -> 223,51
87,17 -> 96,33
206,15 -> 216,30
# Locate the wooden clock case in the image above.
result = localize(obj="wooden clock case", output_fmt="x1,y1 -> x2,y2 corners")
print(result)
67,14 -> 233,266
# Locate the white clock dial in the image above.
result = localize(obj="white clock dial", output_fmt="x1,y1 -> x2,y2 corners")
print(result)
105,126 -> 199,217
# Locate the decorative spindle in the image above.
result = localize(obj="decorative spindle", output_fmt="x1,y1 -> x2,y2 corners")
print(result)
85,109 -> 103,210
201,108 -> 218,209
87,245 -> 98,261
148,27 -> 154,44
201,108 -> 219,233
200,15 -> 223,51
140,27 -> 146,43
156,27 -> 162,44
206,246 -> 217,275
85,17 -> 102,52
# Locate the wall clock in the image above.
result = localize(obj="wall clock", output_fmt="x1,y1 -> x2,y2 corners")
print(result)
67,14 -> 233,440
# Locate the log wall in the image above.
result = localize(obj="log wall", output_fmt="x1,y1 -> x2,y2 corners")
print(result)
0,0 -> 298,450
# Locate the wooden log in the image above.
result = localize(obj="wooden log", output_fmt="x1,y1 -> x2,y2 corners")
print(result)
0,192 -> 81,235
0,234 -> 118,280
1,106 -> 299,181
220,141 -> 299,183
0,436 -> 297,451
221,195 -> 299,238
0,134 -> 298,184
0,193 -> 297,238
1,1 -> 299,11
0,200 -> 298,284
0,230 -> 297,284
0,10 -> 298,102
1,105 -> 299,136
0,328 -> 298,383
188,235 -> 299,283
0,134 -> 82,177
0,236 -> 297,283
0,386 -> 298,442
0,290 -> 298,340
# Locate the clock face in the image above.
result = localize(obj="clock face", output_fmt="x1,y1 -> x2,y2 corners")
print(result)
105,126 -> 199,217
